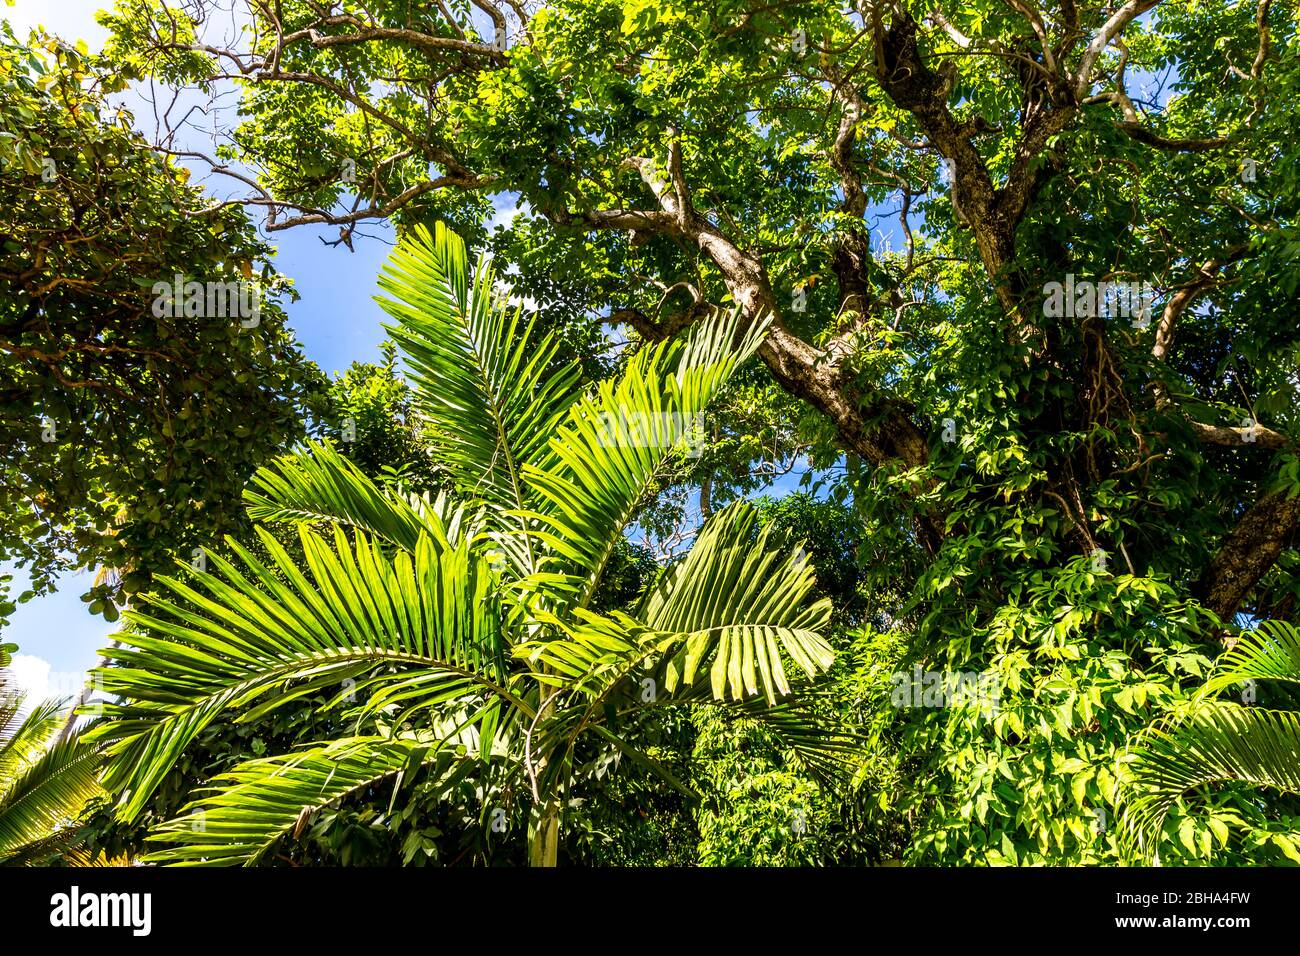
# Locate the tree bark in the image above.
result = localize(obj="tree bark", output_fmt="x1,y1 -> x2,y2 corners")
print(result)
1197,489 -> 1300,622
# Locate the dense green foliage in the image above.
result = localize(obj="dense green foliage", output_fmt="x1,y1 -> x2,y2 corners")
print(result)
5,0 -> 1300,866
83,224 -> 853,866
0,24 -> 325,621
1121,620 -> 1300,864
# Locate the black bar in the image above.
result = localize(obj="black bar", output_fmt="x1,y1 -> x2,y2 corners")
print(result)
2,866 -> 1286,944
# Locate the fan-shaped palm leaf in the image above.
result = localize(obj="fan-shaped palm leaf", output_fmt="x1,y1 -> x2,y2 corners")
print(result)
1120,703 -> 1300,861
0,696 -> 62,784
1204,620 -> 1300,696
520,503 -> 836,706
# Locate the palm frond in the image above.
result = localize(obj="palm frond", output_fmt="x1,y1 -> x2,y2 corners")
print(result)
1,827 -> 132,866
516,608 -> 657,697
83,221 -> 849,867
1204,620 -> 1300,696
714,693 -> 865,786
144,736 -> 473,866
1120,702 -> 1300,861
0,696 -> 64,786
524,310 -> 768,607
523,616 -> 857,788
520,499 -> 835,707
244,439 -> 452,550
376,222 -> 581,526
0,731 -> 101,862
86,524 -> 517,822
640,500 -> 834,703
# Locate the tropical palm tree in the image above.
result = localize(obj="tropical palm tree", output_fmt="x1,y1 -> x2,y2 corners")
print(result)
0,645 -> 104,865
86,223 -> 855,866
1119,620 -> 1300,862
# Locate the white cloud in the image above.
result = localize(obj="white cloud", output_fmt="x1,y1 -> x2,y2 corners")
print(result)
8,654 -> 97,708
487,203 -> 523,233
9,653 -> 52,702
6,655 -> 101,732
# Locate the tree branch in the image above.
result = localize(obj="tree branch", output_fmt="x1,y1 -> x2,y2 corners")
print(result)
1198,487 -> 1300,621
1073,0 -> 1163,98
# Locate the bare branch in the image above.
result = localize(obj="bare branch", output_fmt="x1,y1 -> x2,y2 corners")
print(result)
1189,420 -> 1290,450
1074,0 -> 1162,98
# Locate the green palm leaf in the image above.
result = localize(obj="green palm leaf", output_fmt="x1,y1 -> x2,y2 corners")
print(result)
516,608 -> 656,695
1120,702 -> 1300,862
0,696 -> 62,785
244,439 -> 455,551
1204,620 -> 1300,696
144,737 -> 474,866
1120,620 -> 1300,861
375,222 -> 582,525
518,501 -> 835,735
0,731 -> 102,863
640,500 -> 834,703
524,310 -> 769,607
87,524 -> 517,821
518,609 -> 855,788
708,693 -> 864,785
87,220 -> 842,867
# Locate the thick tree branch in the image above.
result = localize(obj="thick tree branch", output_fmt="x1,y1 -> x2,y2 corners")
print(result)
1151,254 -> 1240,370
610,145 -> 943,550
1074,0 -> 1163,98
870,11 -> 1046,347
1115,122 -> 1233,153
1147,248 -> 1288,449
1189,420 -> 1290,450
1198,488 -> 1300,621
